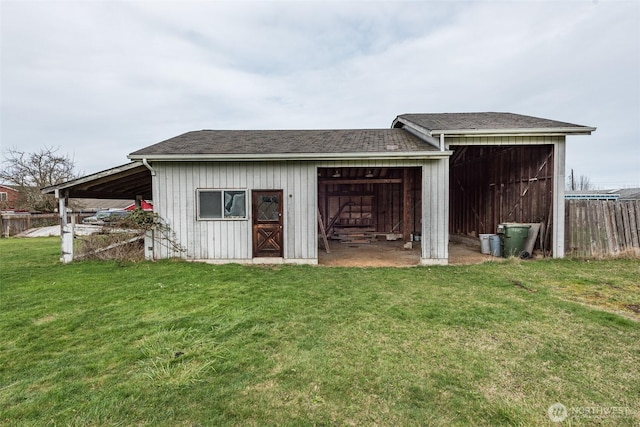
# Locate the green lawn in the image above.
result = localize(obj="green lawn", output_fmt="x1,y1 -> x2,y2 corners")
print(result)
1,237 -> 638,426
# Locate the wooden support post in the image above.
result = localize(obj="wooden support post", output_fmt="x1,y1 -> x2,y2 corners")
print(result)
552,140 -> 566,257
135,195 -> 143,209
144,229 -> 155,260
57,189 -> 73,263
402,168 -> 411,243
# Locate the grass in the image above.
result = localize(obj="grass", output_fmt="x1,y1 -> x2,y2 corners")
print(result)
0,237 -> 638,426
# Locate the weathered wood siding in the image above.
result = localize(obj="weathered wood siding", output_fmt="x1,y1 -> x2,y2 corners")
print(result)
151,161 -> 317,262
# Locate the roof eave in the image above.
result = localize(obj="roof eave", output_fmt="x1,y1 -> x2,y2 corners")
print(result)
41,161 -> 144,195
128,151 -> 452,162
432,127 -> 596,136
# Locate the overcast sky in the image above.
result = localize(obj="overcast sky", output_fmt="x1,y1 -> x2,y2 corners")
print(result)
2,0 -> 639,188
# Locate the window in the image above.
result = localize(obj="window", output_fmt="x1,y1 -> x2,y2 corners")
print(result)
197,189 -> 247,220
0,192 -> 7,202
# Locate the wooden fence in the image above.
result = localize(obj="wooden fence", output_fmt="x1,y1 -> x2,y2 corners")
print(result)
0,213 -> 89,237
565,200 -> 640,257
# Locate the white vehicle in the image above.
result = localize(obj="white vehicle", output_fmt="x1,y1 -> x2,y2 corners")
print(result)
82,210 -> 129,225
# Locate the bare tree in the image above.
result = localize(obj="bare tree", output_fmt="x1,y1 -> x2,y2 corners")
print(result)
0,146 -> 80,212
567,168 -> 594,191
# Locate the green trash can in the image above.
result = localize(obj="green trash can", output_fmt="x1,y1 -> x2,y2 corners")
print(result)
497,223 -> 531,258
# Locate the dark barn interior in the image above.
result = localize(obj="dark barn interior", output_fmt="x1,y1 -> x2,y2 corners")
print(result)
318,167 -> 422,244
449,145 -> 555,250
317,145 -> 557,260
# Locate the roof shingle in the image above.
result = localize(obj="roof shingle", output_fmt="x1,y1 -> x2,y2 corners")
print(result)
396,112 -> 594,133
129,129 -> 437,157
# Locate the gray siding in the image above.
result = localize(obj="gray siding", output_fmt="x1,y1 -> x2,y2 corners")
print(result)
446,135 -> 563,146
552,140 -> 566,258
151,158 -> 449,264
152,161 -> 317,262
421,158 -> 449,264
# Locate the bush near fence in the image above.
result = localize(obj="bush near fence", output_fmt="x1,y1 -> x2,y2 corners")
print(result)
565,199 -> 640,258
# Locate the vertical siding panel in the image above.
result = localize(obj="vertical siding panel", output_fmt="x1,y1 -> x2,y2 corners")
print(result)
156,159 -> 448,264
178,163 -> 187,258
294,162 -> 304,259
156,163 -> 167,259
162,163 -> 173,258
241,163 -> 252,259
285,163 -> 295,259
289,161 -> 305,260
241,162 -> 249,259
185,163 -> 195,258
165,163 -> 174,259
225,163 -> 234,259
200,163 -> 207,258
239,161 -> 248,259
422,162 -> 431,260
232,163 -> 241,259
297,162 -> 305,259
440,158 -> 448,259
172,163 -> 181,257
421,158 -> 448,263
153,164 -> 163,259
170,164 -> 181,258
308,163 -> 318,259
212,164 -> 222,258
191,164 -> 200,259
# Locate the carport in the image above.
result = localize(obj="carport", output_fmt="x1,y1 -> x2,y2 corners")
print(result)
42,161 -> 152,262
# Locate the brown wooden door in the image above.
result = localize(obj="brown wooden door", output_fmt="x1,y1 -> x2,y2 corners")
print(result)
252,190 -> 283,257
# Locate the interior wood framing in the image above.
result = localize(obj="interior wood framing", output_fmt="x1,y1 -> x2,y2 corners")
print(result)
318,167 -> 422,242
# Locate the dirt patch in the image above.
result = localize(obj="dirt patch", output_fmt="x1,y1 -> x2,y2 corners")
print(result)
318,240 -> 497,267
625,304 -> 640,314
448,243 -> 497,265
33,315 -> 57,325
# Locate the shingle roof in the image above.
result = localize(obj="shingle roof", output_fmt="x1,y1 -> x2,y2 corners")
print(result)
395,112 -> 595,134
129,129 -> 439,157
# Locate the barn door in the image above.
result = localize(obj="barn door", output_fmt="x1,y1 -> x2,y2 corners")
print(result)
252,190 -> 283,257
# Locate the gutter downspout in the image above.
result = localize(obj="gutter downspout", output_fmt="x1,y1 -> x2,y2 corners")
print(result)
440,133 -> 445,152
142,158 -> 156,176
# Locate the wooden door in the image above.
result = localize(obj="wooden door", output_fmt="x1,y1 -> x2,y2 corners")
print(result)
252,190 -> 283,257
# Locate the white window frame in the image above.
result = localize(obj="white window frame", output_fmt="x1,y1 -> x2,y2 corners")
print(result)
196,189 -> 248,220
0,192 -> 7,202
